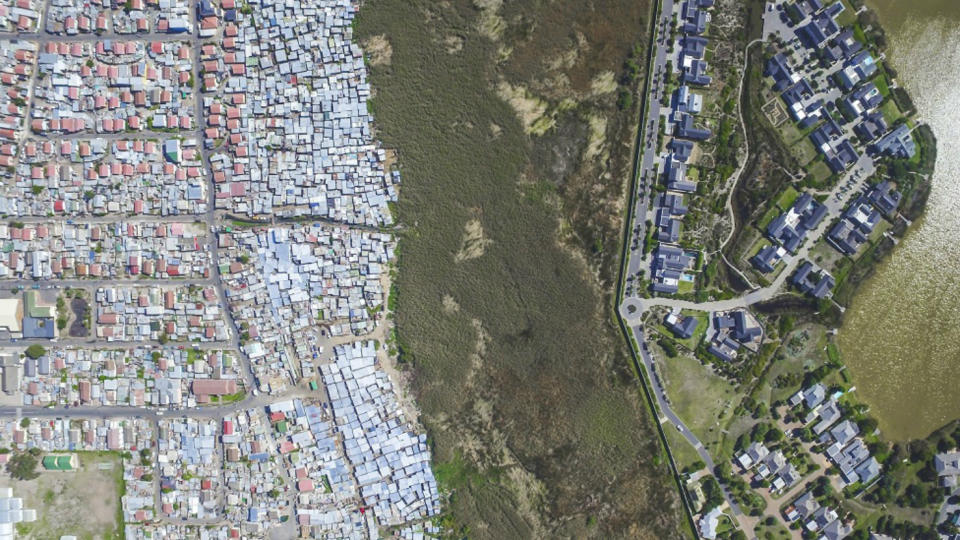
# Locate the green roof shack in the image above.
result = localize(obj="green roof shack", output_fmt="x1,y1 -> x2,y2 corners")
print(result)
42,454 -> 76,471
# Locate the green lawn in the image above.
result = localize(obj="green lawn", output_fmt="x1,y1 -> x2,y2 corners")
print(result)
659,309 -> 710,350
880,99 -> 904,125
775,186 -> 800,211
872,71 -> 891,97
790,137 -> 818,167
664,420 -> 703,473
758,205 -> 781,231
805,159 -> 833,185
656,351 -> 740,460
835,0 -> 857,25
754,517 -> 793,540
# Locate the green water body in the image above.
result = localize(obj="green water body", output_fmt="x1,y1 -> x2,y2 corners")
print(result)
837,0 -> 960,441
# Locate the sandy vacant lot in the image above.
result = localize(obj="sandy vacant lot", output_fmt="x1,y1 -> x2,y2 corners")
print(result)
0,451 -> 122,539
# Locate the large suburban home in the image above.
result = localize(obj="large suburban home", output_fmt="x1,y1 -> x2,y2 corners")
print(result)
810,117 -> 859,173
651,245 -> 694,294
866,180 -> 902,216
766,192 -> 828,253
841,82 -> 883,118
664,311 -> 699,339
792,261 -> 835,299
854,110 -> 888,143
751,244 -> 785,274
935,451 -> 960,487
871,123 -> 917,159
837,51 -> 878,91
828,195 -> 881,255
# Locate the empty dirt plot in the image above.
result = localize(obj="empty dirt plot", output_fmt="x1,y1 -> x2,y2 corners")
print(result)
1,452 -> 123,539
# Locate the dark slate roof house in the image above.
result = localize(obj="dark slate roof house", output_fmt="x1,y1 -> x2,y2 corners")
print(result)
828,196 -> 880,255
866,180 -> 902,216
673,85 -> 703,115
681,1 -> 708,35
766,193 -> 827,253
665,312 -> 699,339
791,261 -> 835,299
751,244 -> 783,274
838,51 -> 878,90
765,53 -> 795,92
651,245 -> 693,294
682,59 -> 712,87
682,36 -> 709,59
854,110 -> 888,143
664,154 -> 696,193
668,138 -> 695,161
871,124 -> 917,159
674,112 -> 712,141
841,82 -> 883,117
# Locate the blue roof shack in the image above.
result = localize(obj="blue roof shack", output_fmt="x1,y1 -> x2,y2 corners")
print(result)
854,110 -> 888,143
751,244 -> 785,274
665,312 -> 699,339
197,0 -> 215,17
872,124 -> 917,159
828,196 -> 881,255
766,192 -> 828,252
792,261 -> 835,299
674,112 -> 712,141
866,180 -> 902,216
841,82 -> 883,118
838,51 -> 878,90
673,85 -> 703,115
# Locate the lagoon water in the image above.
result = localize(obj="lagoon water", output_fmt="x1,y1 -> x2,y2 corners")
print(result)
837,1 -> 960,440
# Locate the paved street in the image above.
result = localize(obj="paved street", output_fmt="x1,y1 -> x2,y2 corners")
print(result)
625,0 -> 676,281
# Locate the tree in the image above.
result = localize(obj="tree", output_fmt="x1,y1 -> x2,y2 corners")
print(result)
19,418 -> 28,429
24,345 -> 46,359
856,416 -> 879,434
7,453 -> 38,481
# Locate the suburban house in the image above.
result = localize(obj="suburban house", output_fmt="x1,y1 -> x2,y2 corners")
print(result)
871,123 -> 917,159
828,195 -> 881,255
791,261 -> 835,299
651,245 -> 694,294
854,110 -> 888,142
665,311 -> 699,339
866,180 -> 902,216
766,192 -> 828,252
810,117 -> 859,172
664,153 -> 696,193
841,82 -> 883,118
935,451 -> 960,487
837,51 -> 878,90
751,243 -> 786,274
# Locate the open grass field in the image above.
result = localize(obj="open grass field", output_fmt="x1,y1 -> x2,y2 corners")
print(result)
355,0 -> 685,537
0,451 -> 123,540
654,349 -> 739,460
